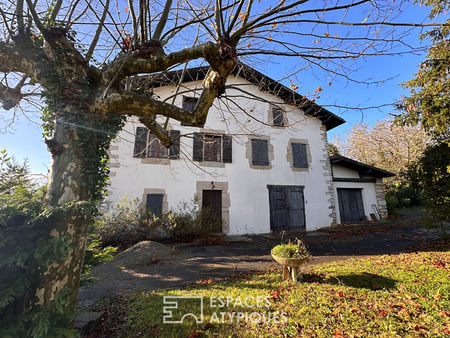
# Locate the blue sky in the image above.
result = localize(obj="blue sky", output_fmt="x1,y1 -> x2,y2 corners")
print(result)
0,1 -> 436,175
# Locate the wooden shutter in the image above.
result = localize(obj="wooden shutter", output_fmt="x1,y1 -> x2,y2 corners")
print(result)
168,130 -> 180,159
272,108 -> 285,126
222,135 -> 232,163
133,127 -> 148,158
146,194 -> 163,216
292,143 -> 308,168
251,139 -> 269,165
193,133 -> 203,161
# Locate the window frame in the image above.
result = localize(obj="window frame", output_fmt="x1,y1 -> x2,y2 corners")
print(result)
272,107 -> 286,127
193,133 -> 232,163
181,96 -> 200,127
251,138 -> 270,166
133,127 -> 180,160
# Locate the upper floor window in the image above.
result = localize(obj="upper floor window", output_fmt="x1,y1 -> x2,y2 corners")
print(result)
182,96 -> 198,111
181,96 -> 200,127
193,133 -> 232,163
251,139 -> 269,165
133,127 -> 180,159
292,142 -> 308,168
272,108 -> 286,127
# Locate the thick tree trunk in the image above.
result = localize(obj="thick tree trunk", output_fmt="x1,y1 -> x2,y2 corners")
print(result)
36,107 -> 99,313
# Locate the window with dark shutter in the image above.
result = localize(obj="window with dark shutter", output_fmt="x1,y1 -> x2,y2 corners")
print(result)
168,130 -> 180,159
292,143 -> 308,168
148,133 -> 168,158
251,139 -> 269,165
181,96 -> 199,126
222,135 -> 232,163
272,108 -> 285,127
133,127 -> 148,158
146,194 -> 163,216
203,135 -> 221,162
193,133 -> 203,161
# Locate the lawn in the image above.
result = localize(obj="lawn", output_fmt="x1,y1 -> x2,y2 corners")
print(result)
96,250 -> 449,337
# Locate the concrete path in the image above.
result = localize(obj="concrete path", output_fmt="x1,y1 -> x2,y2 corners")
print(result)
78,216 -> 445,308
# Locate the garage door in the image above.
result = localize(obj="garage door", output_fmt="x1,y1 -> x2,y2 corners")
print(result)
337,188 -> 365,223
268,185 -> 305,230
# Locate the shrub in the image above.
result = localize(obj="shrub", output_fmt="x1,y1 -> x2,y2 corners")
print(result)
82,234 -> 117,276
94,197 -> 222,248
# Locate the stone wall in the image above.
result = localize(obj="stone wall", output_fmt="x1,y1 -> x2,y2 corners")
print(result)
320,125 -> 337,225
375,178 -> 388,219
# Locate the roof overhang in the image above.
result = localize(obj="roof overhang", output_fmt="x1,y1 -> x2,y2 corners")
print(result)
330,154 -> 395,178
137,63 -> 345,131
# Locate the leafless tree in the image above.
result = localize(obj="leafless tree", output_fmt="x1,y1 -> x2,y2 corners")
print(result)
0,0 -> 446,328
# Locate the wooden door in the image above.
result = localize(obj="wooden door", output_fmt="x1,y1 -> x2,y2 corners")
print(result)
202,190 -> 222,231
337,188 -> 365,223
268,185 -> 305,231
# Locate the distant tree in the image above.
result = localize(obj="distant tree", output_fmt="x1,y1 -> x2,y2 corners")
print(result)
397,0 -> 450,139
413,142 -> 450,224
336,119 -> 431,179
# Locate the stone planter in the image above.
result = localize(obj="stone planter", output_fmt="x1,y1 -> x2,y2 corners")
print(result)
271,249 -> 310,282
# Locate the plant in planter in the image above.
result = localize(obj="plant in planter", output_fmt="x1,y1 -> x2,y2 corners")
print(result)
271,239 -> 311,282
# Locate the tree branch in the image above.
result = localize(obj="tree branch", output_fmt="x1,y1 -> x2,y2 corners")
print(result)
0,82 -> 22,110
152,0 -> 172,41
85,0 -> 111,62
101,41 -> 220,84
96,58 -> 236,127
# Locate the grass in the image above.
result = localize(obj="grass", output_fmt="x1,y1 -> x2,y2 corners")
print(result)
97,251 -> 449,337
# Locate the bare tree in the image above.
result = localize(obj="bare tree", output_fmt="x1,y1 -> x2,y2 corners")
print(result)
0,0 -> 446,331
334,119 -> 431,178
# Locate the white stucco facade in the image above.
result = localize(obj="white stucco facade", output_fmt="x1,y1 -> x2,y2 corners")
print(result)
107,69 -> 391,234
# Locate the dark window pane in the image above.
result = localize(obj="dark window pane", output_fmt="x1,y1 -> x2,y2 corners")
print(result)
292,143 -> 308,168
148,133 -> 168,158
146,194 -> 163,216
133,127 -> 148,158
181,97 -> 199,126
204,135 -> 221,162
193,133 -> 203,161
272,108 -> 285,127
168,130 -> 180,159
251,139 -> 269,165
222,135 -> 232,163
182,96 -> 198,111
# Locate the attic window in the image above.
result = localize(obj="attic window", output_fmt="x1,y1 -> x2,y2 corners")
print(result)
181,96 -> 200,126
182,96 -> 198,111
272,108 -> 285,127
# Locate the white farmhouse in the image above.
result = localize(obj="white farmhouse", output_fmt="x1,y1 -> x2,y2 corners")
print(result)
107,64 -> 394,234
